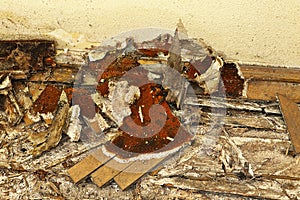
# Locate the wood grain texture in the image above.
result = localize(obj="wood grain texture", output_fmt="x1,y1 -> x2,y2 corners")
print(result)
91,158 -> 133,188
246,80 -> 300,101
239,64 -> 300,83
278,94 -> 300,153
68,148 -> 112,183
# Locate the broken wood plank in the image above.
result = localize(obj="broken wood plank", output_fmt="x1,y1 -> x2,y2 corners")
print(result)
246,81 -> 300,101
277,94 -> 300,153
91,158 -> 133,187
114,156 -> 166,190
225,110 -> 283,130
239,64 -> 300,83
67,147 -> 113,183
184,96 -> 263,112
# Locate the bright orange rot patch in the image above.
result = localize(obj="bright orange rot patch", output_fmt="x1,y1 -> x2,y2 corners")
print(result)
33,85 -> 62,113
86,52 -> 194,159
106,83 -> 192,158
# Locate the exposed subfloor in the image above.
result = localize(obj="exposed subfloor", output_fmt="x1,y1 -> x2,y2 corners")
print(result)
1,96 -> 299,200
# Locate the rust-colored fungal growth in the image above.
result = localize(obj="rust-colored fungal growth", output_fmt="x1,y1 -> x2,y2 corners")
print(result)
32,85 -> 62,113
96,81 -> 109,97
110,83 -> 192,157
89,53 -> 140,81
221,63 -> 244,97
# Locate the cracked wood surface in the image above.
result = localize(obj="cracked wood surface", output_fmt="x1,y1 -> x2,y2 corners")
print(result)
1,40 -> 300,199
1,92 -> 299,199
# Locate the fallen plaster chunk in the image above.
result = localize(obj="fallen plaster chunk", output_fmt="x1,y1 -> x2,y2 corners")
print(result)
66,105 -> 82,142
88,50 -> 107,62
92,80 -> 140,127
108,81 -> 140,126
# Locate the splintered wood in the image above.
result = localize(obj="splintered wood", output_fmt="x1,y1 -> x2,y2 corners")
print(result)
2,29 -> 300,199
278,94 -> 300,153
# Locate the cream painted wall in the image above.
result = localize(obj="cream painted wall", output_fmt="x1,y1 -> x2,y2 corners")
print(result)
0,0 -> 299,66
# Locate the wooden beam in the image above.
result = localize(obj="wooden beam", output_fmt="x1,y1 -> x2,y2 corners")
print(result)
277,94 -> 300,153
0,40 -> 55,71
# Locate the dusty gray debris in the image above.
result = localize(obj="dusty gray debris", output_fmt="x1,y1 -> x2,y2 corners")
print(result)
218,130 -> 254,178
66,105 -> 82,142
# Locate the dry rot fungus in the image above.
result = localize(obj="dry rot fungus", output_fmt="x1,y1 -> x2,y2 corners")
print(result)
0,40 -> 55,71
105,82 -> 193,160
70,28 -> 241,162
2,28 -> 300,199
0,29 -> 244,160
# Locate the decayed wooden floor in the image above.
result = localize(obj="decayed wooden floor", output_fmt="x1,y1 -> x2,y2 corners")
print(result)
1,93 -> 300,199
1,39 -> 300,199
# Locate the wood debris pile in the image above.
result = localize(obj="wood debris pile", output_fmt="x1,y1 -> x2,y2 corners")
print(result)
1,24 -> 300,199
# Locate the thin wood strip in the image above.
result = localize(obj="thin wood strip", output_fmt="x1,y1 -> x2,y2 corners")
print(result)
91,159 -> 133,188
239,64 -> 300,83
114,157 -> 166,190
67,148 -> 113,183
277,94 -> 300,153
246,81 -> 300,102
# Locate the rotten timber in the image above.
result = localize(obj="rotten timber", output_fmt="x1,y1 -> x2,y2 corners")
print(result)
1,37 -> 300,199
0,40 -> 55,72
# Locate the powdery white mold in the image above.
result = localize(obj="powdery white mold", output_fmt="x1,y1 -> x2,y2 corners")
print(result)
66,105 -> 82,142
